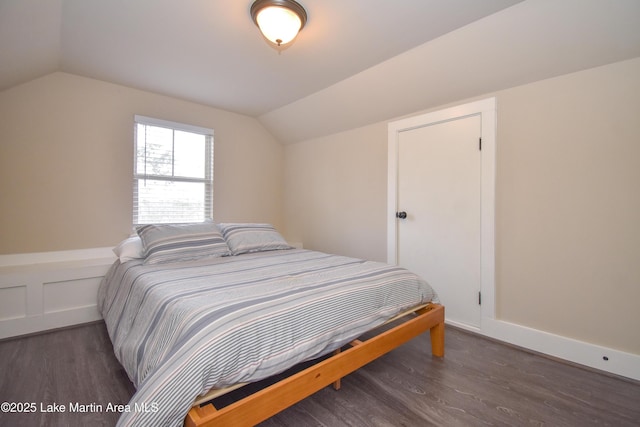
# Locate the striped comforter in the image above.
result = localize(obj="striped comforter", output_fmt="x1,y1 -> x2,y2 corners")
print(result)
98,249 -> 438,426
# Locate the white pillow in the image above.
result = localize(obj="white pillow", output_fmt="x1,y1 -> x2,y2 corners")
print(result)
113,236 -> 144,262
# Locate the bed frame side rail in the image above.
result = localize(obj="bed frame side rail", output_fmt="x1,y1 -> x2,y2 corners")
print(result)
186,303 -> 444,427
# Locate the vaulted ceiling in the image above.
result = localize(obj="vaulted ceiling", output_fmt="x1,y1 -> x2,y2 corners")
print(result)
2,0 -> 640,143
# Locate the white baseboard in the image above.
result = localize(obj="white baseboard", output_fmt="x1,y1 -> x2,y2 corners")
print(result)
460,317 -> 640,382
0,306 -> 103,339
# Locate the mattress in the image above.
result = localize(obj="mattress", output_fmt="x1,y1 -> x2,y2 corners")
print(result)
98,248 -> 438,426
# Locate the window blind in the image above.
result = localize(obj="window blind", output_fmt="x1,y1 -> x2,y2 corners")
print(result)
133,115 -> 213,225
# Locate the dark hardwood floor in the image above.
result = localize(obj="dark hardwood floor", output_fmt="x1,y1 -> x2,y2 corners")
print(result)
1,321 -> 638,426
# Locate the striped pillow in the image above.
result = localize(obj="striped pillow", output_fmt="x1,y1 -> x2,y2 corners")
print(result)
137,223 -> 231,264
218,223 -> 292,255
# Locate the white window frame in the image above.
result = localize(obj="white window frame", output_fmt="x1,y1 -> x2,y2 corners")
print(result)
133,115 -> 214,225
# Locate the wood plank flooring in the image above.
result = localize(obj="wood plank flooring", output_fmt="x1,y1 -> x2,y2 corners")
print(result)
0,321 -> 638,426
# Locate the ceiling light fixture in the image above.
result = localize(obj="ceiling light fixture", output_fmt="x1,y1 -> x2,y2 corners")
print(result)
250,0 -> 307,47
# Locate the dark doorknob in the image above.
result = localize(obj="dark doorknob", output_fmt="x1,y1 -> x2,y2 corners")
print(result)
396,211 -> 407,219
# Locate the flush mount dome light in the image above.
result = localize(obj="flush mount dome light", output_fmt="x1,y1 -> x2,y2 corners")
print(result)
251,0 -> 307,47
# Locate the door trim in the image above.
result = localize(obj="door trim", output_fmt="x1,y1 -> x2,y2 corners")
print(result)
387,97 -> 496,330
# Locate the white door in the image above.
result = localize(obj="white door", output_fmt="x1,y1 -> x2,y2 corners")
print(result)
397,115 -> 482,328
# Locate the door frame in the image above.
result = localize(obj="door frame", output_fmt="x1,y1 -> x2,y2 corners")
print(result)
387,97 -> 496,331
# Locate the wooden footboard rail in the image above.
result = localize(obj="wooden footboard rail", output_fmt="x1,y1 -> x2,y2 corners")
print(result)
185,303 -> 444,427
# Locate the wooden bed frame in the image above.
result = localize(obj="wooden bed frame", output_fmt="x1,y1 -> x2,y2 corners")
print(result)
185,303 -> 444,427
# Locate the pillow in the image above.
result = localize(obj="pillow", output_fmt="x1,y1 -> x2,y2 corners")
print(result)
112,236 -> 144,262
136,223 -> 230,265
218,223 -> 292,255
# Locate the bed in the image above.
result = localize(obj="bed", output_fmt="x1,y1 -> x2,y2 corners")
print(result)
98,223 -> 444,427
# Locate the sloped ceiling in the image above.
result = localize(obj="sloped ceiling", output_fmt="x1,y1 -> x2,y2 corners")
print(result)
261,0 -> 640,143
1,0 -> 639,144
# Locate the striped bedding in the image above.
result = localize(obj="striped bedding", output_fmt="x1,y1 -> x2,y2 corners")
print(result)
98,248 -> 438,426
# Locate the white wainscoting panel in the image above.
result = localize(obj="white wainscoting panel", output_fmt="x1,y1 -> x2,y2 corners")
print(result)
0,248 -> 115,339
0,285 -> 27,321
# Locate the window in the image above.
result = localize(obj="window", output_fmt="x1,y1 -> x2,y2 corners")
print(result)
133,115 -> 213,225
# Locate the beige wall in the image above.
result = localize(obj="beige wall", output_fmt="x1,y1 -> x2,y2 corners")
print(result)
284,57 -> 640,355
284,123 -> 388,261
0,72 -> 284,254
495,58 -> 640,354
